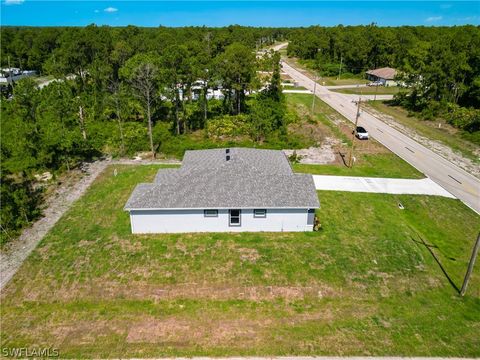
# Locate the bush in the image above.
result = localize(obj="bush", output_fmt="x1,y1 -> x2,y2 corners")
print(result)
106,121 -> 149,156
206,115 -> 252,139
0,175 -> 43,246
445,103 -> 480,133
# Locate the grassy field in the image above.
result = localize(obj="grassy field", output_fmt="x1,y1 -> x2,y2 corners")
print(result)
332,86 -> 403,95
292,154 -> 424,178
322,77 -> 369,87
283,85 -> 307,90
366,101 -> 480,163
285,93 -> 424,179
1,164 -> 479,357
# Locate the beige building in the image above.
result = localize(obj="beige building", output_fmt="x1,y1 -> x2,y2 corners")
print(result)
366,67 -> 398,86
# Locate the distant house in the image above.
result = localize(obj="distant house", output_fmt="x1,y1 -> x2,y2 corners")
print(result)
365,67 -> 398,86
0,68 -> 36,85
124,148 -> 319,233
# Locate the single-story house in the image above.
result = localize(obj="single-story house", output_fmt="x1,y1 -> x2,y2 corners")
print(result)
124,148 -> 320,233
365,67 -> 398,86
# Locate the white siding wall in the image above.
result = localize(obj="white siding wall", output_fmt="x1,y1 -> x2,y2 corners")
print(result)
129,208 -> 314,233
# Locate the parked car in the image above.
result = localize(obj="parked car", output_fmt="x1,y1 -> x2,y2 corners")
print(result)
354,126 -> 369,140
367,80 -> 383,87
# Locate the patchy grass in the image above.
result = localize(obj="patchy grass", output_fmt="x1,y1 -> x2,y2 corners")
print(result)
332,86 -> 403,95
286,93 -> 424,179
321,77 -> 369,87
1,165 -> 479,357
366,101 -> 480,163
293,154 -> 424,178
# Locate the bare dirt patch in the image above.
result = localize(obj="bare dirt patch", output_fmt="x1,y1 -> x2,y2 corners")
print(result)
237,247 -> 261,263
284,144 -> 337,164
126,318 -> 192,344
30,282 -> 340,303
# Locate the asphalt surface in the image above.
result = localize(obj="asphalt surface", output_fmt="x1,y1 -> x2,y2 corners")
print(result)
276,45 -> 480,214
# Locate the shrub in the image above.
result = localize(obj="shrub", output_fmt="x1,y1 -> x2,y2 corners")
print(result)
445,103 -> 480,133
106,121 -> 149,156
205,115 -> 252,139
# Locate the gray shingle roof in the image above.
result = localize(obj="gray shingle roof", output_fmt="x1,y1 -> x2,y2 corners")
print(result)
125,148 -> 319,210
365,67 -> 397,80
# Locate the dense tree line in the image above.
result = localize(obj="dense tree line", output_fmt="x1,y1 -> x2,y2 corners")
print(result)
287,25 -> 480,136
0,25 -> 290,243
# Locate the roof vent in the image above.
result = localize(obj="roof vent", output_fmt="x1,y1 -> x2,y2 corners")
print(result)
226,155 -> 230,161
226,148 -> 230,154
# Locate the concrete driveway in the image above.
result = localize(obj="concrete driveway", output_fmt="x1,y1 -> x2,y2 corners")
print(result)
313,175 -> 455,198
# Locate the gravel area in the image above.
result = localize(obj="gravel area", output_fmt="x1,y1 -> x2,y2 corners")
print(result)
0,157 -> 180,291
284,138 -> 339,165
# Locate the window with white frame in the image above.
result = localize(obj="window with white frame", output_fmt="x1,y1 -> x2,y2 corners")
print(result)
253,209 -> 267,218
204,209 -> 218,217
229,209 -> 241,226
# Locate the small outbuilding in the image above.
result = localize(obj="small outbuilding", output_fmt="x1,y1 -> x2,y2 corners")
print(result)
124,148 -> 320,233
365,67 -> 398,86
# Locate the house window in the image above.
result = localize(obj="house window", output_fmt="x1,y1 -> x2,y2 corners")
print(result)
254,209 -> 267,218
204,209 -> 218,217
229,209 -> 241,226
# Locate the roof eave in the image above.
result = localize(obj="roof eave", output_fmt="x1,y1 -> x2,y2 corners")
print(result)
125,205 -> 320,211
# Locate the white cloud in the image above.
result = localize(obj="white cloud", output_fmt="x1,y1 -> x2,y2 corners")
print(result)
104,6 -> 118,13
3,0 -> 25,5
426,16 -> 443,22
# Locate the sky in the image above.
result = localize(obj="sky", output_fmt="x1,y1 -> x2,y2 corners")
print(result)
1,1 -> 479,27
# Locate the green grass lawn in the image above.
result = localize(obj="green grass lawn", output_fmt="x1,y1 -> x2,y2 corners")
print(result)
283,85 -> 307,90
293,154 -> 424,178
366,101 -> 480,163
1,165 -> 479,357
332,86 -> 403,95
322,76 -> 369,87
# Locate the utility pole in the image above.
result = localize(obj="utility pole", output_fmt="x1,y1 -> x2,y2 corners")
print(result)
348,93 -> 362,168
460,232 -> 480,296
337,55 -> 343,80
311,73 -> 317,114
374,82 -> 379,101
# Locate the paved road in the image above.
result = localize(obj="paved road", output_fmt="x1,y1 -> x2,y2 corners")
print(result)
325,84 -> 368,89
313,175 -> 455,198
343,93 -> 394,101
275,45 -> 480,214
282,89 -> 312,94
